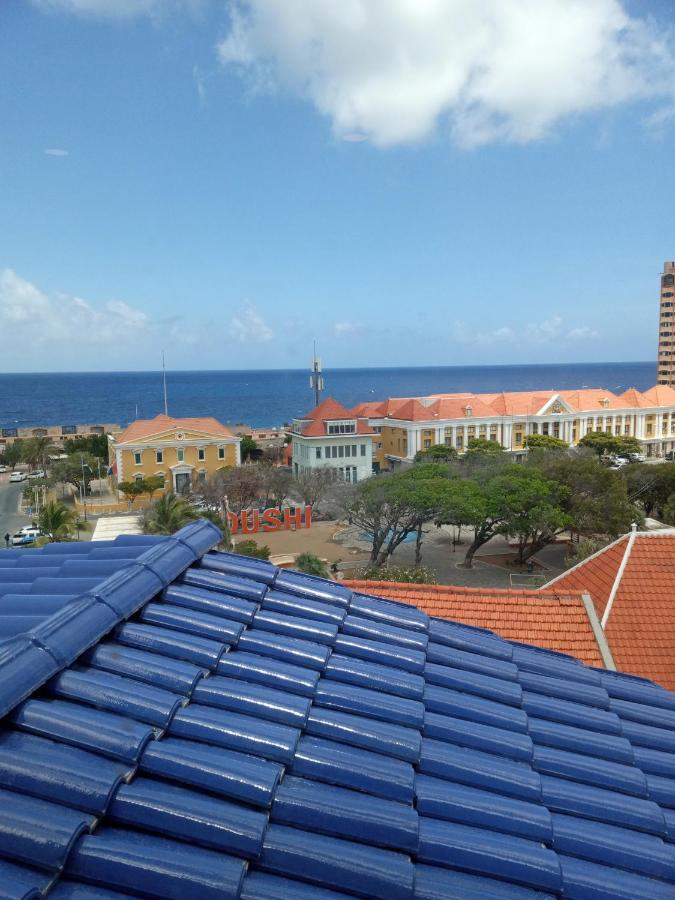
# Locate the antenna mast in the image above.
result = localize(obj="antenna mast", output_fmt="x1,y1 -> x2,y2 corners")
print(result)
310,342 -> 324,407
162,350 -> 169,416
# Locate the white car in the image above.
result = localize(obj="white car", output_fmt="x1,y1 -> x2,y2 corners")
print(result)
20,525 -> 41,537
9,472 -> 26,483
0,465 -> 7,473
27,470 -> 46,480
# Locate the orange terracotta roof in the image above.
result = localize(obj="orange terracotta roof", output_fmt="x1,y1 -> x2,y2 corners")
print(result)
343,581 -> 606,666
355,384 -> 675,422
642,385 -> 675,407
618,388 -> 652,408
351,401 -> 387,417
115,414 -> 236,444
544,532 -> 675,690
303,397 -> 355,421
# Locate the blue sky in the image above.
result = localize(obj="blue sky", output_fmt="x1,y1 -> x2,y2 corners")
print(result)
1,0 -> 675,372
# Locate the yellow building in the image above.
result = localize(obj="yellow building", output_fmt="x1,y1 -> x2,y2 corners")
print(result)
352,385 -> 675,470
108,414 -> 240,494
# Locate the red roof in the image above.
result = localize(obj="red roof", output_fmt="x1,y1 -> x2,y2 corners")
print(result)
303,397 -> 355,421
544,531 -> 675,689
343,581 -> 607,666
297,397 -> 375,437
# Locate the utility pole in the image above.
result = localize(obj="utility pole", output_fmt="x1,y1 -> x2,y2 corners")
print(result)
162,350 -> 169,416
310,342 -> 324,408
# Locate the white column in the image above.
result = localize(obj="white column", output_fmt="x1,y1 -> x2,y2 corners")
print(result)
436,427 -> 443,445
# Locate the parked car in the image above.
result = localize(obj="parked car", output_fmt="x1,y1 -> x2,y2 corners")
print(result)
624,452 -> 646,463
11,531 -> 37,546
0,465 -> 8,473
9,472 -> 26,483
607,456 -> 628,469
27,470 -> 46,480
19,525 -> 42,539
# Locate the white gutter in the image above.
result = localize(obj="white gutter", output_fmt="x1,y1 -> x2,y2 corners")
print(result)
601,522 -> 638,630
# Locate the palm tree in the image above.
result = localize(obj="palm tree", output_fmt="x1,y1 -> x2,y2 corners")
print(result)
144,492 -> 197,535
22,436 -> 59,472
38,500 -> 89,542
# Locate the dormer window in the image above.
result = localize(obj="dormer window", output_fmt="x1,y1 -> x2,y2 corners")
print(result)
601,398 -> 610,409
465,405 -> 473,417
327,421 -> 356,434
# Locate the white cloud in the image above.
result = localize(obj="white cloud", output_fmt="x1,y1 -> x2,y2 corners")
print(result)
229,301 -> 274,343
44,148 -> 69,157
218,0 -> 675,147
0,269 -> 152,347
454,315 -> 597,347
333,321 -> 364,338
567,325 -> 598,339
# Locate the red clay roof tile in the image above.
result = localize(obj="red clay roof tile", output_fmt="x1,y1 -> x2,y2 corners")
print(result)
544,532 -> 675,690
343,581 -> 605,666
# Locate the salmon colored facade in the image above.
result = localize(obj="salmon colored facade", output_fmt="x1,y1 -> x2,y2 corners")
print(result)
108,414 -> 240,495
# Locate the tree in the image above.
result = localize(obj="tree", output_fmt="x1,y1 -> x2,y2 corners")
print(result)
118,480 -> 146,506
240,436 -> 259,461
49,453 -> 97,496
663,493 -> 675,526
524,434 -> 569,451
21,436 -> 58,471
538,455 -> 638,538
294,553 -> 329,578
260,465 -> 293,509
292,467 -> 339,509
200,466 -> 263,514
454,466 -> 568,568
63,434 -> 109,459
394,471 -> 458,565
414,444 -> 458,463
144,493 -> 197,535
38,500 -> 88,541
465,437 -> 506,457
142,475 -> 165,499
435,478 -> 488,552
343,472 -> 422,566
0,442 -> 23,471
625,463 -> 675,519
578,432 -> 641,458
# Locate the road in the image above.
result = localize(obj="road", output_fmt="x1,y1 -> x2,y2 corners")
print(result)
0,477 -> 30,548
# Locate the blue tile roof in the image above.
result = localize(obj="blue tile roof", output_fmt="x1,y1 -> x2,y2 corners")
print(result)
2,521 -> 675,898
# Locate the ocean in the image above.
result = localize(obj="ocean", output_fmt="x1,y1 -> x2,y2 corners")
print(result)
0,361 -> 657,429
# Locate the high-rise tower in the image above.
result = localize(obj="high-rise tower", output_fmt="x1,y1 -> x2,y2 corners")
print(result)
658,261 -> 675,386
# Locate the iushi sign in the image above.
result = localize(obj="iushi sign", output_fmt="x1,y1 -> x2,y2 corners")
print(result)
227,507 -> 312,535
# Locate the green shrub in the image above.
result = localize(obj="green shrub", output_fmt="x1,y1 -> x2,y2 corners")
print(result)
294,553 -> 329,578
235,539 -> 271,560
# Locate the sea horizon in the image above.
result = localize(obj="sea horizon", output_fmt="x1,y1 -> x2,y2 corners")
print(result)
0,360 -> 658,430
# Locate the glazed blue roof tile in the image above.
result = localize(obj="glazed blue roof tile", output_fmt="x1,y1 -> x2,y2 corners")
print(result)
2,522 -> 675,898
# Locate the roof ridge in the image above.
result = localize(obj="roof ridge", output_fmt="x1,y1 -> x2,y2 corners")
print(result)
601,526 -> 639,629
0,521 -> 222,719
541,532 -> 629,590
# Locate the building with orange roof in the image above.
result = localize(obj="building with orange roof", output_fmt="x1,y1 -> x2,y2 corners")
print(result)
343,580 -> 614,668
542,528 -> 675,690
290,397 -> 375,483
109,414 -> 240,494
346,384 -> 675,470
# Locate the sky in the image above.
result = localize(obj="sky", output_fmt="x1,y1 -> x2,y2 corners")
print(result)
1,0 -> 675,373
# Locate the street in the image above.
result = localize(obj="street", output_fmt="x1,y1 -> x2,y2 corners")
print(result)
0,477 -> 30,548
